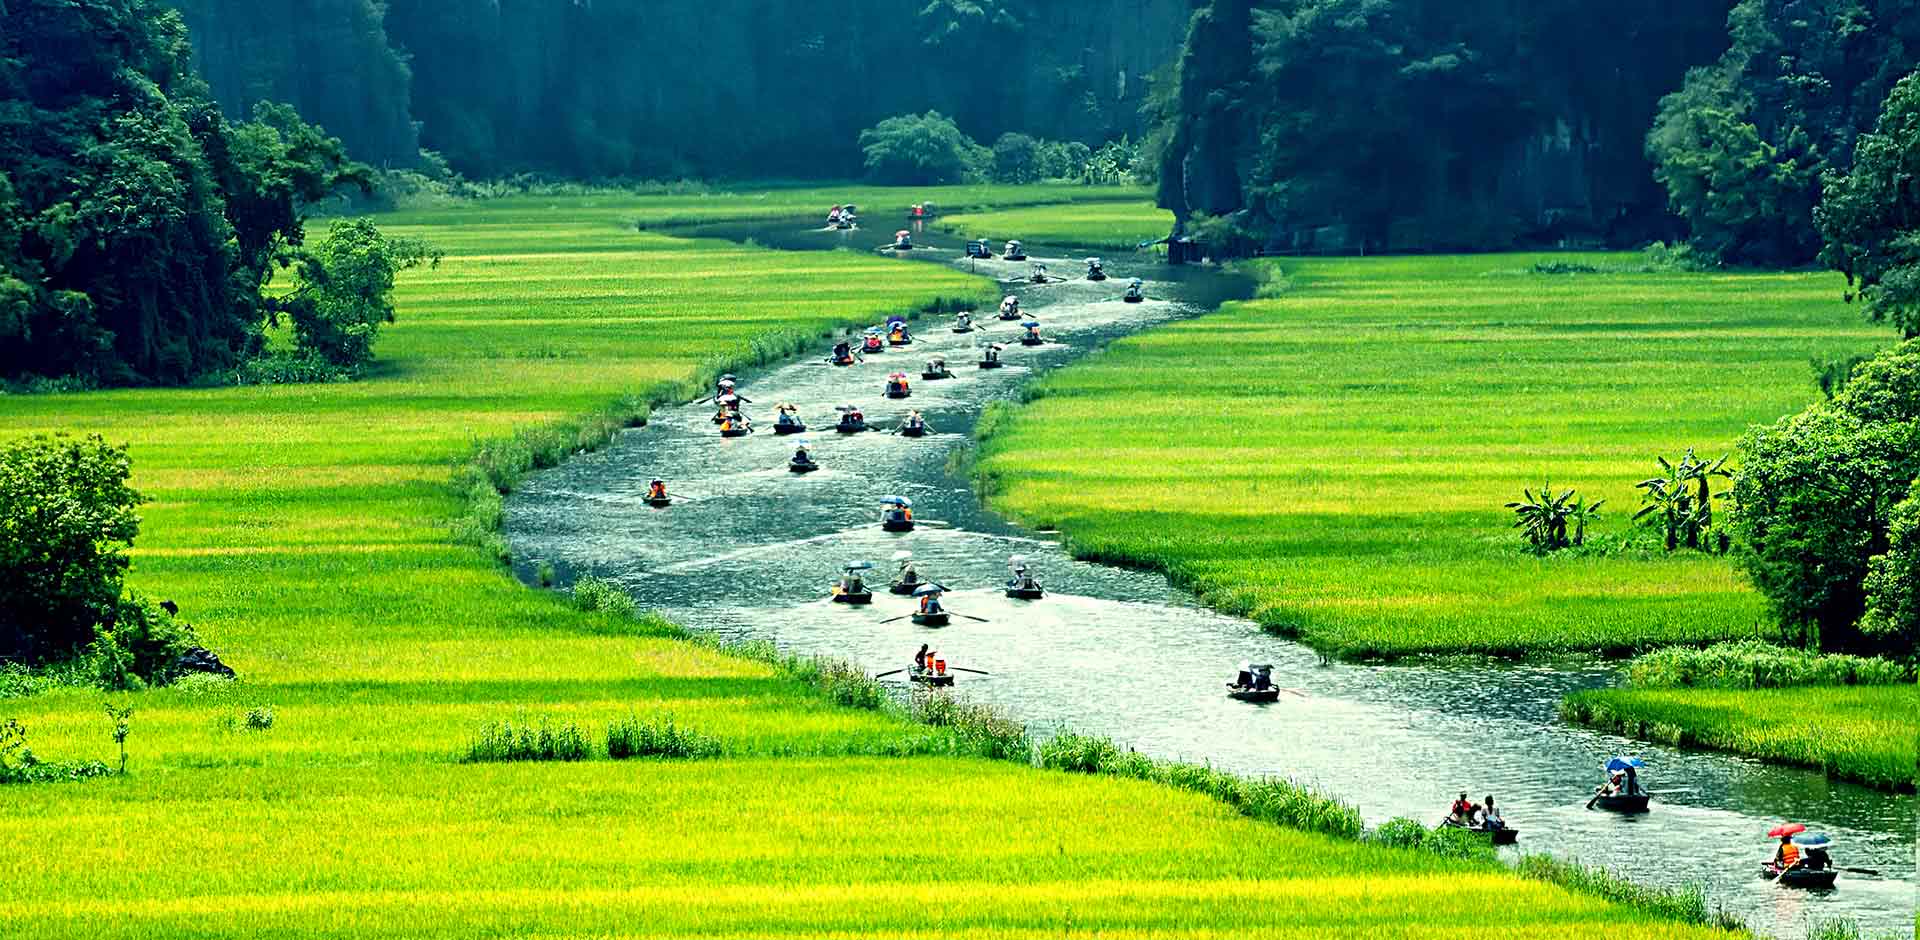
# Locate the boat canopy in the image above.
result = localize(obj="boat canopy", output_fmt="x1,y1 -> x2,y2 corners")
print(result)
1791,832 -> 1833,848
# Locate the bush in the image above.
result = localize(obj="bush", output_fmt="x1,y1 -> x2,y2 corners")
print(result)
858,112 -> 987,185
1625,641 -> 1911,689
606,714 -> 722,759
463,719 -> 591,762
911,695 -> 1030,761
228,350 -> 351,386
0,719 -> 110,784
273,218 -> 441,369
570,576 -> 637,618
990,133 -> 1043,184
88,594 -> 200,692
0,434 -> 142,663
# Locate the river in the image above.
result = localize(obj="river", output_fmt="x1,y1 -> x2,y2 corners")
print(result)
504,211 -> 1914,938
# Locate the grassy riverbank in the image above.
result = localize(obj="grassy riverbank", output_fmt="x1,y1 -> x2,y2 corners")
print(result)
971,254 -> 1890,660
0,195 -> 1749,937
936,200 -> 1174,251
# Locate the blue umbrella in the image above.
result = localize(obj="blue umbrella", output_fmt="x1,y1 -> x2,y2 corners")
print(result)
1604,756 -> 1645,773
845,561 -> 873,571
887,316 -> 907,327
1791,832 -> 1833,848
865,327 -> 882,335
879,495 -> 912,507
1021,320 -> 1040,328
912,583 -> 946,597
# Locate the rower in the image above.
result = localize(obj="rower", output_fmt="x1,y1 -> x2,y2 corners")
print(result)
914,643 -> 930,671
903,410 -> 927,431
1004,239 -> 1025,260
1085,257 -> 1106,280
892,230 -> 913,251
792,442 -> 814,465
646,479 -> 668,500
1124,278 -> 1145,302
776,404 -> 802,428
1029,263 -> 1050,283
897,557 -> 920,587
981,344 -> 1002,365
1449,792 -> 1476,826
965,238 -> 992,259
862,331 -> 885,353
998,295 -> 1021,319
887,318 -> 911,344
831,340 -> 858,365
954,311 -> 973,331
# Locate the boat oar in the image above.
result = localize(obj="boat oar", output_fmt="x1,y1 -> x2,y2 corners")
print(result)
947,667 -> 992,676
872,669 -> 905,679
1584,789 -> 1602,810
1770,859 -> 1802,885
955,614 -> 991,623
1645,788 -> 1693,795
877,615 -> 910,624
1836,867 -> 1881,876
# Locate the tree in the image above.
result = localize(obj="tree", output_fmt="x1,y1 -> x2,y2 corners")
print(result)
1650,0 -> 1919,266
991,133 -> 1043,184
0,434 -> 143,664
1860,481 -> 1918,650
1817,70 -> 1920,337
1731,406 -> 1920,651
858,112 -> 987,185
1632,449 -> 1733,552
1831,337 -> 1920,423
274,218 -> 439,369
1506,482 -> 1602,553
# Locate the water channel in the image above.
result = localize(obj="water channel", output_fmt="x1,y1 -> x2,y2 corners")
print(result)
505,211 -> 1914,938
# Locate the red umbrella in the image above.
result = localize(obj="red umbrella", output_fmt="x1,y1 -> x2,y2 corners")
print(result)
1767,823 -> 1805,838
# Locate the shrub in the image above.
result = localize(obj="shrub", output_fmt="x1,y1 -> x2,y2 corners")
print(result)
606,714 -> 722,760
228,350 -> 351,386
1505,481 -> 1602,553
911,695 -> 1030,761
463,719 -> 592,763
1368,817 -> 1429,849
88,593 -> 199,691
777,655 -> 888,711
273,218 -> 441,369
858,112 -> 987,185
570,576 -> 637,618
244,706 -> 276,731
0,433 -> 142,664
1625,641 -> 1911,689
990,133 -> 1043,184
0,720 -> 110,784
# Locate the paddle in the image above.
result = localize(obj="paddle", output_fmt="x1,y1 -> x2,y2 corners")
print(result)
1836,867 -> 1881,876
1584,787 -> 1603,810
871,669 -> 905,679
1645,788 -> 1694,795
955,614 -> 991,623
947,667 -> 992,676
877,615 -> 909,624
1770,859 -> 1802,885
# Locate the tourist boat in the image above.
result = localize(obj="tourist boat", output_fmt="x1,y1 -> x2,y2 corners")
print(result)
911,611 -> 951,627
1227,687 -> 1281,704
1761,864 -> 1837,889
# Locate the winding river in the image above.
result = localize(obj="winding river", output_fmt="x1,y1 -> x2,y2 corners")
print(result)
504,213 -> 1914,938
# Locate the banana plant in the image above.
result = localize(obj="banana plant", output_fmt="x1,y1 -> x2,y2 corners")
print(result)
1507,482 -> 1603,553
1634,448 -> 1731,551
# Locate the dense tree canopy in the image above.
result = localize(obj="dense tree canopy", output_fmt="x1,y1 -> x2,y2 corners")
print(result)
1817,70 -> 1920,335
0,0 -> 370,386
0,434 -> 141,664
1154,0 -> 1733,253
1650,0 -> 1919,266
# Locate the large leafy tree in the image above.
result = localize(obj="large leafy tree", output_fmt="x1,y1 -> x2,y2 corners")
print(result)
0,434 -> 142,664
274,218 -> 438,369
1650,0 -> 1919,266
0,0 -> 367,385
858,112 -> 986,185
1817,70 -> 1920,336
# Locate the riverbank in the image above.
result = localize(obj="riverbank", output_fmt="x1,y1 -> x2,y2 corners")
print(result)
934,200 -> 1174,251
1562,685 -> 1917,793
0,192 -> 1744,938
969,253 -> 1890,661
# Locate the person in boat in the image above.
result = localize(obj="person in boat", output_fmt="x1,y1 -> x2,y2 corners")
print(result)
914,643 -> 929,671
888,321 -> 911,344
1250,665 -> 1273,691
954,311 -> 973,331
1124,278 -> 1145,302
647,479 -> 668,501
918,590 -> 943,615
903,410 -> 928,432
1086,257 -> 1106,279
1449,792 -> 1477,826
1479,795 -> 1505,831
1622,765 -> 1641,796
863,332 -> 885,353
828,205 -> 843,226
892,230 -> 913,250
886,375 -> 909,396
792,442 -> 814,464
926,357 -> 949,376
831,340 -> 860,365
1800,840 -> 1831,871
1007,564 -> 1037,591
982,344 -> 1002,365
1233,661 -> 1255,689
1005,239 -> 1023,258
1773,834 -> 1801,871
897,558 -> 920,587
720,411 -> 750,433
1029,263 -> 1051,284
999,295 -> 1020,318
776,404 -> 802,428
910,203 -> 925,220
1022,324 -> 1042,343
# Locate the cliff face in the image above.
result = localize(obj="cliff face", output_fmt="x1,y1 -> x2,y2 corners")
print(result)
169,0 -> 1189,177
171,0 -> 417,165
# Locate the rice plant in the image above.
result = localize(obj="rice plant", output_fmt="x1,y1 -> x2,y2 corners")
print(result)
605,714 -> 722,759
464,720 -> 592,763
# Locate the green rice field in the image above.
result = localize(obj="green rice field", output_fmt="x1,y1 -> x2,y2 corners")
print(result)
972,254 -> 1893,660
1562,685 -> 1918,792
936,200 -> 1174,251
0,194 -> 1738,937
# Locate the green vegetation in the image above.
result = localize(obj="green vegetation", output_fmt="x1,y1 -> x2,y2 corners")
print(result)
1623,641 -> 1911,690
937,201 -> 1174,251
1819,70 -> 1920,337
971,253 -> 1890,660
859,112 -> 989,185
1562,684 -> 1918,792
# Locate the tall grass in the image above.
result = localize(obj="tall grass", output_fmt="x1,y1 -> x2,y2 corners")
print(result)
464,719 -> 593,763
606,714 -> 723,759
1625,641 -> 1910,689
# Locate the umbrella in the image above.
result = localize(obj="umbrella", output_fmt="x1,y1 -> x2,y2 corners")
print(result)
795,438 -> 813,446
1791,832 -> 1832,848
719,373 -> 736,381
879,495 -> 912,507
844,561 -> 873,571
889,372 -> 908,378
1021,320 -> 1040,328
1604,756 -> 1645,773
891,550 -> 913,561
1767,823 -> 1807,839
912,583 -> 946,597
887,316 -> 907,326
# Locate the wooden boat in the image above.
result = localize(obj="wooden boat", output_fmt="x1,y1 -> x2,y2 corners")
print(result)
836,420 -> 867,434
830,590 -> 873,605
1591,793 -> 1650,814
788,460 -> 818,474
1761,864 -> 1837,889
951,325 -> 975,334
773,422 -> 806,435
1005,585 -> 1044,600
882,519 -> 915,533
888,580 -> 922,596
978,359 -> 1003,369
1227,687 -> 1281,704
921,369 -> 952,380
997,311 -> 1023,321
888,337 -> 911,347
1020,337 -> 1044,346
884,389 -> 911,399
719,427 -> 751,438
911,611 -> 951,627
1123,294 -> 1144,304
900,425 -> 927,438
909,670 -> 955,687
642,496 -> 672,508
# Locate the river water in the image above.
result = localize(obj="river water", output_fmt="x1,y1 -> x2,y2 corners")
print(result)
505,214 -> 1914,938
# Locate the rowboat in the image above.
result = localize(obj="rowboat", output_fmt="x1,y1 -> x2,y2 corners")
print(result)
921,370 -> 952,380
642,496 -> 672,508
1591,793 -> 1650,814
830,590 -> 873,605
1020,336 -> 1044,346
1761,864 -> 1837,889
882,519 -> 915,533
978,359 -> 1003,369
911,612 -> 950,627
1227,687 -> 1280,704
900,425 -> 927,438
888,579 -> 922,596
788,460 -> 818,474
909,670 -> 955,687
719,427 -> 750,438
836,420 -> 867,434
774,422 -> 806,435
1005,585 -> 1044,600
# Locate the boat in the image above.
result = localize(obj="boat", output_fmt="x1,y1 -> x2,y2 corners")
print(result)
1123,293 -> 1144,304
773,417 -> 806,435
884,388 -> 911,399
889,580 -> 922,596
997,311 -> 1023,321
952,324 -> 975,334
788,460 -> 818,474
880,496 -> 914,532
836,419 -> 867,434
642,495 -> 672,508
831,589 -> 872,605
921,370 -> 951,380
979,359 -> 1003,369
719,426 -> 751,438
908,670 -> 955,687
1761,864 -> 1837,889
1227,687 -> 1281,704
883,518 -> 915,533
1019,335 -> 1044,346
1591,793 -> 1650,814
900,424 -> 927,438
911,611 -> 951,627
1005,585 -> 1044,600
